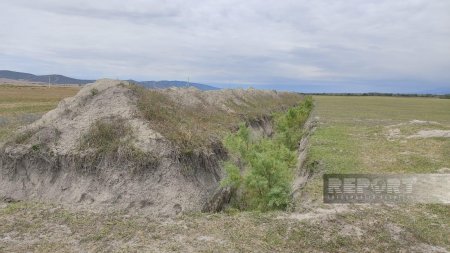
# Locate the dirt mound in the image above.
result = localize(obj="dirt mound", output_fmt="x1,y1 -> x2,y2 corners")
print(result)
0,79 -> 303,216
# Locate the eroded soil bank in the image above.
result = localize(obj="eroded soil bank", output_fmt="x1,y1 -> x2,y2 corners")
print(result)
0,80 -> 304,216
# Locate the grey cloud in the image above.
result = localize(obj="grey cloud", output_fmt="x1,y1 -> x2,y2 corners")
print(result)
0,0 -> 449,92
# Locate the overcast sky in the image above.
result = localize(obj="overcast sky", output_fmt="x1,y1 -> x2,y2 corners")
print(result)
1,0 -> 449,93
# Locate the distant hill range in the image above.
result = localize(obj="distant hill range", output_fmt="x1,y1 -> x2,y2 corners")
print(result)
0,70 -> 94,85
137,80 -> 219,90
0,70 -> 219,90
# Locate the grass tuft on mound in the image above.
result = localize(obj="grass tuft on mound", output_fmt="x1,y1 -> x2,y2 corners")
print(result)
81,117 -> 132,154
80,117 -> 158,174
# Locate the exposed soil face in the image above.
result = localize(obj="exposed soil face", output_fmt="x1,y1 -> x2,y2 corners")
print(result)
0,80 -> 303,216
291,116 -> 318,201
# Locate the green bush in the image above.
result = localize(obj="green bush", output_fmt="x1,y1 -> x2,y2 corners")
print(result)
221,96 -> 313,211
220,162 -> 242,189
90,88 -> 99,96
274,96 -> 313,150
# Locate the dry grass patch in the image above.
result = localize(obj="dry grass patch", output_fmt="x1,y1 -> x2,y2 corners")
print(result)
0,84 -> 80,118
1,201 -> 448,252
0,85 -> 79,143
131,85 -> 303,152
79,117 -> 159,175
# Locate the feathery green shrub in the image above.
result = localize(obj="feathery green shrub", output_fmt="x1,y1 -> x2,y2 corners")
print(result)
221,96 -> 313,211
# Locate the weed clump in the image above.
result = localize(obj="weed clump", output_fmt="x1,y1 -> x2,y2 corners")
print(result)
81,117 -> 131,153
9,126 -> 61,151
80,117 -> 158,174
13,129 -> 36,144
90,88 -> 99,96
221,97 -> 313,211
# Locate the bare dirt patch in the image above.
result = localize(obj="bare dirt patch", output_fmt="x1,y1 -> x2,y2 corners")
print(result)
277,204 -> 352,222
385,119 -> 450,140
407,130 -> 450,138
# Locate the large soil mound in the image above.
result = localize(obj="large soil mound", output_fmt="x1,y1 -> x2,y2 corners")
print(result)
0,80 -> 303,216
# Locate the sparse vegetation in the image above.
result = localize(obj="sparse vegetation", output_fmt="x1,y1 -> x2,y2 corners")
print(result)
222,97 -> 313,211
81,117 -> 132,153
80,117 -> 158,174
131,84 -> 303,152
90,87 -> 99,96
1,200 -> 448,252
12,128 -> 36,144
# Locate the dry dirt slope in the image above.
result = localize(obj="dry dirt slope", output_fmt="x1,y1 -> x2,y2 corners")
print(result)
0,79 -> 303,216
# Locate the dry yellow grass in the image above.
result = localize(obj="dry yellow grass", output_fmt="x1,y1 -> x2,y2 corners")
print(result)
0,84 -> 79,114
0,84 -> 79,142
132,85 -> 303,151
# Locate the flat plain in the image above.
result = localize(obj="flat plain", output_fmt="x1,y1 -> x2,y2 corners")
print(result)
0,87 -> 449,252
0,84 -> 79,142
309,95 -> 450,175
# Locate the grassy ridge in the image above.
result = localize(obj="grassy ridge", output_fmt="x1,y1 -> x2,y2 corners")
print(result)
131,85 -> 303,152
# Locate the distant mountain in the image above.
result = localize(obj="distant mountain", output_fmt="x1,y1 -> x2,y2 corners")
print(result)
0,70 -> 219,90
0,70 -> 94,85
30,74 -> 95,85
139,80 -> 219,90
0,70 -> 36,80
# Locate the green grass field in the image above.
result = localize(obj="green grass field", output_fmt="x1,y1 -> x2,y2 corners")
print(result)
0,90 -> 449,252
309,96 -> 450,175
300,95 -> 450,251
314,96 -> 450,124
